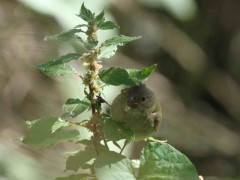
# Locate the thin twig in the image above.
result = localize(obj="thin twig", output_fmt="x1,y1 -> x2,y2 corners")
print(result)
99,84 -> 107,88
68,122 -> 87,127
75,73 -> 84,80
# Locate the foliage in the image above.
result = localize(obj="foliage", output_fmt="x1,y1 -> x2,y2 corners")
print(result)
21,3 -> 199,180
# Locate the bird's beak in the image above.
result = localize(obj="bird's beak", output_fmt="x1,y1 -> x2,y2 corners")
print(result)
127,97 -> 140,106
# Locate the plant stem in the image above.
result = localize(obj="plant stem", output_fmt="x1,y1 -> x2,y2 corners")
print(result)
85,21 -> 101,155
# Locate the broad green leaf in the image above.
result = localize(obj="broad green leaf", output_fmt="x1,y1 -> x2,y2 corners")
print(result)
77,3 -> 95,22
99,64 -> 157,86
99,68 -> 132,86
32,53 -> 81,76
52,118 -> 69,133
94,150 -> 136,180
36,53 -> 81,67
55,175 -> 85,180
33,62 -> 77,76
138,142 -> 198,180
126,64 -> 157,85
95,11 -> 105,27
103,35 -> 141,47
84,40 -> 98,50
62,98 -> 90,118
95,11 -> 105,22
99,116 -> 134,141
45,29 -> 84,41
66,149 -> 97,172
51,53 -> 81,65
98,45 -> 117,60
98,21 -> 119,30
22,117 -> 80,148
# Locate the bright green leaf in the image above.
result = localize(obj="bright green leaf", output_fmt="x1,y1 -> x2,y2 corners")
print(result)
22,117 -> 80,148
99,68 -> 132,86
98,45 -> 117,60
33,62 -> 77,76
37,53 -> 81,67
103,35 -> 141,47
95,11 -> 105,22
52,118 -> 69,133
98,21 -> 119,30
138,142 -> 199,180
95,11 -> 105,27
44,29 -> 84,41
62,98 -> 90,118
51,53 -> 81,65
94,150 -> 136,180
99,116 -> 134,141
126,64 -> 157,85
99,64 -> 157,86
77,3 -> 95,22
66,149 -> 97,172
32,53 -> 81,76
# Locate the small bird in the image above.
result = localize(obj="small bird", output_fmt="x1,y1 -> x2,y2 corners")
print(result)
111,83 -> 162,141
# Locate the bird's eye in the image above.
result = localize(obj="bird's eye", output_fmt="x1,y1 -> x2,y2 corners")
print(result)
141,97 -> 145,101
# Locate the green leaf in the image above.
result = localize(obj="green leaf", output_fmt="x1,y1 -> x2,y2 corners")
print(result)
38,53 -> 81,67
95,11 -> 105,22
44,29 -> 84,41
55,175 -> 85,180
98,21 -> 119,30
95,11 -> 105,27
32,53 -> 81,76
66,149 -> 97,172
81,163 -> 93,170
103,35 -> 141,47
98,45 -> 117,60
33,62 -> 76,76
84,40 -> 98,50
74,24 -> 88,28
77,3 -> 95,22
62,98 -> 90,118
52,118 -> 69,133
94,150 -> 136,180
22,117 -> 80,148
138,142 -> 198,180
99,64 -> 157,86
99,116 -> 134,141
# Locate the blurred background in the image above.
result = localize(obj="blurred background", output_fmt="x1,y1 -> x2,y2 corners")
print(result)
0,0 -> 240,179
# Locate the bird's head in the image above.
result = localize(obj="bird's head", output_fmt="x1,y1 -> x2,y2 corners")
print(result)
123,84 -> 156,109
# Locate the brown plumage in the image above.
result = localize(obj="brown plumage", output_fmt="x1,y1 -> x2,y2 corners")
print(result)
111,84 -> 162,140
